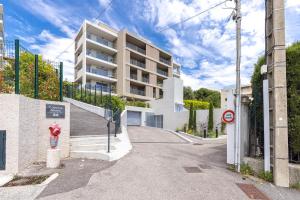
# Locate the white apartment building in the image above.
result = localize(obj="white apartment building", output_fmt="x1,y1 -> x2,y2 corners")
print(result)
74,20 -> 181,101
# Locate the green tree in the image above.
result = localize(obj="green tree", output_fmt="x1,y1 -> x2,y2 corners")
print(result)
251,41 -> 300,153
0,52 -> 60,101
188,103 -> 194,130
194,88 -> 221,108
183,86 -> 195,100
208,102 -> 214,131
193,110 -> 197,131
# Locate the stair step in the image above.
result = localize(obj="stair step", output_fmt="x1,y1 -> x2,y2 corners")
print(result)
70,144 -> 116,151
70,150 -> 110,160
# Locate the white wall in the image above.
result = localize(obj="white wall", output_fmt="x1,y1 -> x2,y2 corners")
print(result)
0,94 -> 70,175
125,106 -> 154,126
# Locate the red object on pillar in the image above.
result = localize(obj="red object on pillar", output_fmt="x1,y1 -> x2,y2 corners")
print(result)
49,123 -> 61,149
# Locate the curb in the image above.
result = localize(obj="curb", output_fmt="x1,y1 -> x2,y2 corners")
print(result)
41,173 -> 59,186
166,130 -> 194,143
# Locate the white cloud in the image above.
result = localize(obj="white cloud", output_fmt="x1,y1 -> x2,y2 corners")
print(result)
20,0 -> 77,37
98,0 -> 111,7
30,30 -> 74,81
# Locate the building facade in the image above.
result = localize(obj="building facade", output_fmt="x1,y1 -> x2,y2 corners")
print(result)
74,20 -> 181,101
0,4 -> 4,69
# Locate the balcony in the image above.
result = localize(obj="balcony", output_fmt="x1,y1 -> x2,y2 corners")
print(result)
126,42 -> 146,54
159,57 -> 171,65
173,67 -> 180,76
130,59 -> 145,68
87,33 -> 115,49
157,68 -> 168,77
130,88 -> 145,96
157,82 -> 163,87
130,74 -> 138,80
87,49 -> 116,64
86,83 -> 116,93
142,77 -> 149,83
86,66 -> 115,78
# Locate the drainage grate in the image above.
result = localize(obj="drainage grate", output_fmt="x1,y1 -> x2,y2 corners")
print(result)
183,167 -> 202,173
198,164 -> 212,169
236,183 -> 270,200
193,143 -> 202,145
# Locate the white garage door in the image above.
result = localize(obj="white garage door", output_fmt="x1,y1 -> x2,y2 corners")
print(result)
127,111 -> 142,126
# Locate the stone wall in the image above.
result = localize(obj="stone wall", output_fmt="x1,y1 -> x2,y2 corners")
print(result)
244,157 -> 300,185
0,94 -> 70,175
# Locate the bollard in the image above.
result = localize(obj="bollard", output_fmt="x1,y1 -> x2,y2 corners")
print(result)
204,129 -> 207,138
216,127 -> 218,138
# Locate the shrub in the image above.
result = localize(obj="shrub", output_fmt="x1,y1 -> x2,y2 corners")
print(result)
208,102 -> 214,131
0,52 -> 60,101
251,42 -> 300,153
184,100 -> 209,110
240,163 -> 254,176
188,103 -> 193,130
258,171 -> 273,182
126,101 -> 149,108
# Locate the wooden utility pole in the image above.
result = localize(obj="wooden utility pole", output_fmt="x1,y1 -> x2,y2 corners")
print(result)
265,0 -> 289,187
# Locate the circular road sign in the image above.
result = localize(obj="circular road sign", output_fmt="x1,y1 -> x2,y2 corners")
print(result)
222,110 -> 235,123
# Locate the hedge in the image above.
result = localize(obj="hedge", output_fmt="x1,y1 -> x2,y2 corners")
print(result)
126,101 -> 149,108
251,41 -> 300,153
184,100 -> 209,110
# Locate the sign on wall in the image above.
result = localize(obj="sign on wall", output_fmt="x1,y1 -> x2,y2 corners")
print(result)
46,104 -> 65,118
222,109 -> 235,123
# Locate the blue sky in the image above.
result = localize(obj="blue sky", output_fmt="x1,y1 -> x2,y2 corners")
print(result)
2,0 -> 300,90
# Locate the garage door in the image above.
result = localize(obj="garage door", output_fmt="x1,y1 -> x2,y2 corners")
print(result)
127,111 -> 141,126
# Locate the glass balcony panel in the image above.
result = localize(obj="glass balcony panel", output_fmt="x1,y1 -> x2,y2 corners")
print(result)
86,66 -> 115,78
126,42 -> 146,54
87,49 -> 115,64
87,33 -> 114,49
130,88 -> 145,96
130,59 -> 145,68
159,57 -> 171,65
157,69 -> 168,76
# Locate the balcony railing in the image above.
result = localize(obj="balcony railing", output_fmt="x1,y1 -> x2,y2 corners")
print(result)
130,59 -> 145,68
173,67 -> 180,75
86,66 -> 115,78
157,82 -> 163,87
126,42 -> 146,54
159,57 -> 171,65
87,33 -> 115,49
86,83 -> 116,93
130,88 -> 145,96
130,74 -> 138,80
87,49 -> 115,64
157,69 -> 168,76
142,77 -> 149,83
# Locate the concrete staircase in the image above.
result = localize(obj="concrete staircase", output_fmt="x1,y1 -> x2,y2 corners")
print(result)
70,104 -> 120,160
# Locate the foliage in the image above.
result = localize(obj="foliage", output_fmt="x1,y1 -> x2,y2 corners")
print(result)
221,122 -> 226,134
208,102 -> 214,131
126,100 -> 149,108
251,42 -> 300,154
188,103 -> 194,130
240,163 -> 254,176
193,110 -> 197,131
183,87 -> 221,107
0,52 -> 60,101
291,182 -> 300,190
183,86 -> 195,100
250,56 -> 265,154
286,42 -> 300,153
258,171 -> 273,182
72,87 -> 125,112
194,88 -> 221,108
184,100 -> 209,110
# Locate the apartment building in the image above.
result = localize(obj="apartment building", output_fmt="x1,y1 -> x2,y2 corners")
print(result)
0,4 -> 4,69
74,20 -> 181,101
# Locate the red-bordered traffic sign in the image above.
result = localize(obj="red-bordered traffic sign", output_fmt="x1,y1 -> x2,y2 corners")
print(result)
222,110 -> 235,123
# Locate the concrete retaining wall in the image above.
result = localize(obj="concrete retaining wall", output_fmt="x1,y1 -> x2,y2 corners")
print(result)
0,94 -> 70,175
64,97 -> 108,118
244,157 -> 300,185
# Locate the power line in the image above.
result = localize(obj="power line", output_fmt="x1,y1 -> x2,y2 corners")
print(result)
157,0 -> 231,33
53,0 -> 114,60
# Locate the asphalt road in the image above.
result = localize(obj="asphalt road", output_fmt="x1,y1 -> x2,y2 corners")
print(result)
38,126 -> 299,200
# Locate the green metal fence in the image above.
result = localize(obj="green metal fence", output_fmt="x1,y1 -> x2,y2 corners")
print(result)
0,39 -> 64,101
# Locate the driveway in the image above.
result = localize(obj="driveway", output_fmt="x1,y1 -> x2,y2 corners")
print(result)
38,127 -> 299,200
